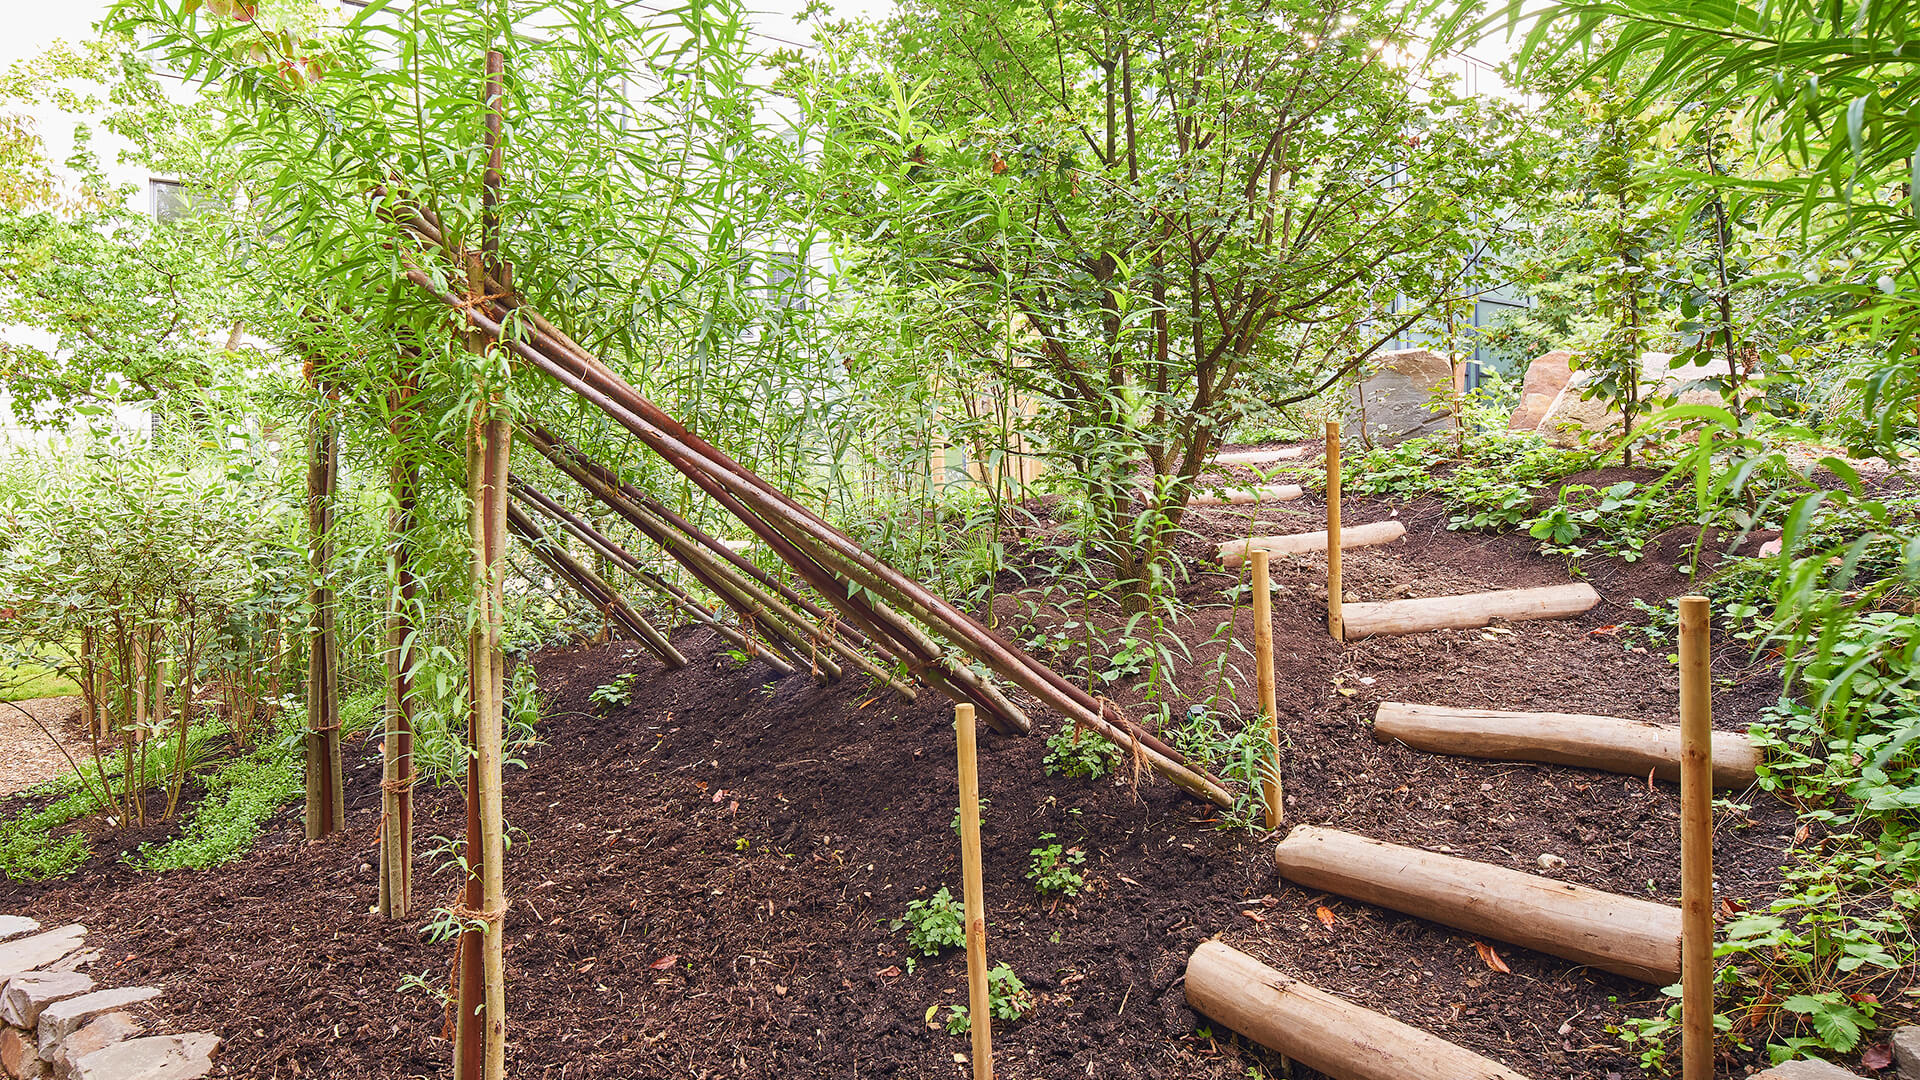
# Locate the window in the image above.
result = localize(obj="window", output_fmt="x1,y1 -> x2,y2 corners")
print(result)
149,179 -> 214,223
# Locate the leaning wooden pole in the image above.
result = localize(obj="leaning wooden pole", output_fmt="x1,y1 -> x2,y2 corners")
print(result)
1326,420 -> 1343,641
510,481 -> 799,677
302,364 -> 344,841
955,703 -> 992,1080
1678,595 -> 1715,1080
1250,550 -> 1282,828
379,365 -> 420,917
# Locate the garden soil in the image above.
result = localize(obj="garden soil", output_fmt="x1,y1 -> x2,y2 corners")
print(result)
0,470 -> 1846,1079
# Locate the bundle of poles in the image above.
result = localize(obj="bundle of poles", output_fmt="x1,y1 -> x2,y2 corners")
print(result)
378,193 -> 1235,810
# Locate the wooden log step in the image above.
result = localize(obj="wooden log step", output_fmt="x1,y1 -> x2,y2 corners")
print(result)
1214,446 -> 1311,465
1183,483 -> 1304,507
1185,941 -> 1533,1080
1372,702 -> 1760,788
1341,583 -> 1599,639
1219,520 -> 1407,568
1273,825 -> 1681,984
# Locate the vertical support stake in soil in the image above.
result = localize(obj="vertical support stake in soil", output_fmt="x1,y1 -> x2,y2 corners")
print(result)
1250,550 -> 1281,829
955,703 -> 993,1080
1678,595 -> 1714,1080
1325,420 -> 1344,641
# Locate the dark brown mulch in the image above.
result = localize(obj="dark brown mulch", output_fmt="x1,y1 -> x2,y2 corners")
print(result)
0,463 -> 1823,1079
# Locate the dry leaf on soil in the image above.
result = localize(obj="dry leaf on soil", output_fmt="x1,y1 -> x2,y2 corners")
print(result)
1474,941 -> 1511,974
1315,906 -> 1337,929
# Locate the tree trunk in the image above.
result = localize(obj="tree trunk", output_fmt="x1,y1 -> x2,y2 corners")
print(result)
303,384 -> 345,841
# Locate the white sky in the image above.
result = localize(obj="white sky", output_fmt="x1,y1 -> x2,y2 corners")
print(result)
0,0 -> 896,71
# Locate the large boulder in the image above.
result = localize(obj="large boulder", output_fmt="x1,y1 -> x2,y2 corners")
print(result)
1346,348 -> 1456,447
1534,368 -> 1620,447
1508,349 -> 1573,431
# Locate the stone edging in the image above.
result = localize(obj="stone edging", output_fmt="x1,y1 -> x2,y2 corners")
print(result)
0,916 -> 219,1080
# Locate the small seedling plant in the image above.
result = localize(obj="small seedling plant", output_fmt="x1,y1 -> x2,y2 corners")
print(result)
939,963 -> 1036,1034
1043,726 -> 1117,780
892,886 -> 966,963
1027,834 -> 1087,898
587,672 -> 639,711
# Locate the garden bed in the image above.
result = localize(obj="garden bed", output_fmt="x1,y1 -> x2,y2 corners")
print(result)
0,488 -> 1815,1078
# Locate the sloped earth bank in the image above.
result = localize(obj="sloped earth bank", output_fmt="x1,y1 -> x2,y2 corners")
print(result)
0,481 -> 1819,1078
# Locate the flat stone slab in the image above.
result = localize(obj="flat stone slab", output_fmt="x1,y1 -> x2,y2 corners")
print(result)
0,916 -> 42,943
43,949 -> 100,975
0,927 -> 87,980
52,1011 -> 143,1078
0,971 -> 94,1027
37,987 -> 161,1051
70,1033 -> 217,1080
1751,1059 -> 1863,1079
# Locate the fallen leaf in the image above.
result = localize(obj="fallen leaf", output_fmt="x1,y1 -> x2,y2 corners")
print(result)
1720,898 -> 1746,917
1474,941 -> 1511,974
1241,910 -> 1268,923
1117,875 -> 1143,887
649,954 -> 680,970
1588,624 -> 1622,636
1861,1044 -> 1892,1070
874,965 -> 902,978
1315,906 -> 1337,929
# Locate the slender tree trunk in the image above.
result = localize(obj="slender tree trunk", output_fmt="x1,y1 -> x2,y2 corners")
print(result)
455,47 -> 510,1080
304,376 -> 345,841
379,369 -> 420,919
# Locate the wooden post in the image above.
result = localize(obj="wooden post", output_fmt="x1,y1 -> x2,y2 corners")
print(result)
955,703 -> 992,1080
1250,550 -> 1281,828
303,369 -> 344,841
1678,595 -> 1714,1080
1325,420 -> 1343,640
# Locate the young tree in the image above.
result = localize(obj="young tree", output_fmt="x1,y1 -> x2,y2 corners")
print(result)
789,0 -> 1534,597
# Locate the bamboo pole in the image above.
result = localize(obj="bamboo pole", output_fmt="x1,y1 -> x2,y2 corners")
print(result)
955,703 -> 992,1080
1678,595 -> 1715,1080
1326,420 -> 1343,641
303,370 -> 344,841
1250,550 -> 1281,828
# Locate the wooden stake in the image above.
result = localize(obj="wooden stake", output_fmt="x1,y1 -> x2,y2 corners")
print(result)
1325,421 -> 1343,641
1250,550 -> 1282,829
1678,595 -> 1714,1080
955,703 -> 992,1080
